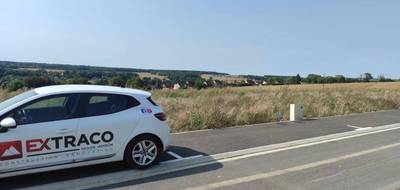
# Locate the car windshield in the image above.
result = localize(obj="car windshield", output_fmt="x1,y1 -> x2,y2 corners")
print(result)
0,90 -> 38,112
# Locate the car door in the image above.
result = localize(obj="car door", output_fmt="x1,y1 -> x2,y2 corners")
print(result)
74,93 -> 140,162
0,94 -> 80,174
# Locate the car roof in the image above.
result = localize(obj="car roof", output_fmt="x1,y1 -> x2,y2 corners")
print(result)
33,85 -> 151,97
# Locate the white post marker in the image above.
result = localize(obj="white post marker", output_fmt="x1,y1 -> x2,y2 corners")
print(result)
290,104 -> 304,121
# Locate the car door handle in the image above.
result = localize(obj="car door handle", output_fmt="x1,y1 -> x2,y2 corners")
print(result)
56,128 -> 74,134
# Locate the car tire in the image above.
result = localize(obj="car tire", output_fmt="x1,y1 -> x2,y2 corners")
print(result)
124,135 -> 162,169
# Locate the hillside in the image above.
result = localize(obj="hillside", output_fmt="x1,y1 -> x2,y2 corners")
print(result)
0,61 -> 234,90
0,61 -> 389,92
0,61 -> 226,80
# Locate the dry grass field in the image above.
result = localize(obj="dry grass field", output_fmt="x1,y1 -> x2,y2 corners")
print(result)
1,82 -> 400,132
137,72 -> 167,80
153,82 -> 400,132
201,74 -> 247,83
16,67 -> 65,73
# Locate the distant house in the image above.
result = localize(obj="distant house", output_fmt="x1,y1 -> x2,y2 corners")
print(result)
244,80 -> 255,85
173,83 -> 181,90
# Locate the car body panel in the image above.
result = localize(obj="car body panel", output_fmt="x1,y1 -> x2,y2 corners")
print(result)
0,119 -> 80,174
0,85 -> 170,178
75,107 -> 141,162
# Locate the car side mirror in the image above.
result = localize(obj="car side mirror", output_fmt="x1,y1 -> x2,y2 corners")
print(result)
0,117 -> 17,129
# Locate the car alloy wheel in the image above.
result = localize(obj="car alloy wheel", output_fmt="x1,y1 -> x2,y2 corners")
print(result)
132,140 -> 158,166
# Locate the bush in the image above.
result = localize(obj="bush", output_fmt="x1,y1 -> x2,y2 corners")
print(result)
126,77 -> 144,89
108,76 -> 126,87
194,78 -> 206,90
7,79 -> 24,91
92,78 -> 109,85
24,77 -> 55,88
68,77 -> 89,84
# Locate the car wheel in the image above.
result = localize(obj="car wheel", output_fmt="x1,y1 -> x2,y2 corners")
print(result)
124,135 -> 162,169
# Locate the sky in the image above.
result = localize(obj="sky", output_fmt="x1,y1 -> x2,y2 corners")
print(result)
0,0 -> 399,78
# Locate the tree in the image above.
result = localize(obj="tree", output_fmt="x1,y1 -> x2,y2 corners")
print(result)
141,77 -> 152,89
325,76 -> 336,83
378,75 -> 386,82
0,68 -> 4,79
92,78 -> 109,85
267,77 -> 283,85
0,75 -> 13,89
207,77 -> 214,87
68,77 -> 89,84
24,77 -> 54,88
150,78 -> 163,89
7,79 -> 24,91
126,77 -> 144,89
335,75 -> 346,83
361,73 -> 373,82
108,76 -> 126,87
305,74 -> 323,84
284,76 -> 297,85
162,79 -> 173,88
295,74 -> 302,84
194,78 -> 206,90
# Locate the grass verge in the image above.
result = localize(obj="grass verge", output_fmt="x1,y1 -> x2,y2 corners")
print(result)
153,82 -> 400,132
1,82 -> 399,132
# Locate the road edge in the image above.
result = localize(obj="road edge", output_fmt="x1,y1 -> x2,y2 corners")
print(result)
27,122 -> 400,190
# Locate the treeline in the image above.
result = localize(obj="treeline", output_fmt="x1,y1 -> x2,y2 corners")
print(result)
1,74 -> 174,92
303,73 -> 394,84
0,61 -> 226,91
0,61 -> 223,79
0,61 -> 396,92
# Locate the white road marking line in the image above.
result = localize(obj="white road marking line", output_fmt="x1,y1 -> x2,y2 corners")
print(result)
347,125 -> 372,131
186,142 -> 400,190
214,125 -> 395,163
30,123 -> 400,190
347,125 -> 362,129
167,151 -> 183,159
356,127 -> 372,131
161,155 -> 204,164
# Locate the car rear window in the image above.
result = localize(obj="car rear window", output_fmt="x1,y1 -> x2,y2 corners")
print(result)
147,97 -> 158,106
83,94 -> 140,117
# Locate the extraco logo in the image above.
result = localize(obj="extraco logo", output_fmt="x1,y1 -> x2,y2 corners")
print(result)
0,141 -> 23,161
0,131 -> 114,161
26,131 -> 114,153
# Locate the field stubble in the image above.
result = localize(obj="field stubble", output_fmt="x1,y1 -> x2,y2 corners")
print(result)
0,83 -> 399,133
152,82 -> 400,132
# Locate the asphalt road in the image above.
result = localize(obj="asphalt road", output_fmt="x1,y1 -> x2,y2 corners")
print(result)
107,122 -> 400,190
2,110 -> 400,189
170,109 -> 400,156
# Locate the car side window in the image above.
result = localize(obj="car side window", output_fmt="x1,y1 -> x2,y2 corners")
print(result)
83,94 -> 140,117
10,94 -> 80,125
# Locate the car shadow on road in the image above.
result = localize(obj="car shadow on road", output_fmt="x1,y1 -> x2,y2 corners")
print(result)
90,162 -> 223,190
1,146 -> 223,190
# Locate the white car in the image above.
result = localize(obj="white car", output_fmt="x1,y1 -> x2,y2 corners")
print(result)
0,85 -> 170,178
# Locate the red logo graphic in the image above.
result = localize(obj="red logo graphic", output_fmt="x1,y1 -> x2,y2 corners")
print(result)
0,141 -> 23,161
141,108 -> 153,113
